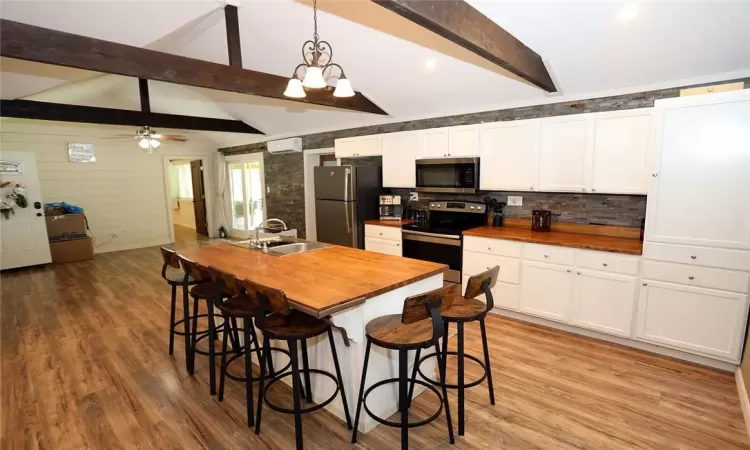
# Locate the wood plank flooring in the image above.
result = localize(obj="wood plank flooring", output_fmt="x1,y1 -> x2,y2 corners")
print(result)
2,245 -> 749,449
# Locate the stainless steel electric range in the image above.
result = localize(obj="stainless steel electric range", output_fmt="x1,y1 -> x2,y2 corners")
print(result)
401,201 -> 486,283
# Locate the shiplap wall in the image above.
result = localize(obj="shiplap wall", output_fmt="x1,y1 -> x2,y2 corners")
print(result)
0,120 -> 219,253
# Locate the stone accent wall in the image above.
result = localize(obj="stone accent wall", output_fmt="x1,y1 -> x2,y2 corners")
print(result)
224,78 -> 748,235
391,189 -> 646,228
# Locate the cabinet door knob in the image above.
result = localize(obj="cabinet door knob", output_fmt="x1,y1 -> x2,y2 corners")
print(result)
582,188 -> 587,192
397,243 -> 400,247
566,269 -> 571,273
544,254 -> 549,258
688,276 -> 694,280
487,246 -> 492,251
379,232 -> 383,236
642,282 -> 648,286
486,266 -> 491,270
652,173 -> 658,177
577,271 -> 582,275
690,255 -> 697,259
602,263 -> 608,267
530,186 -> 534,190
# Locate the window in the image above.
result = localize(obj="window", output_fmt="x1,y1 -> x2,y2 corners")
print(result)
173,162 -> 194,199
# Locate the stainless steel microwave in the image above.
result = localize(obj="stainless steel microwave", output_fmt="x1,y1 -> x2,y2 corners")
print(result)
415,157 -> 480,193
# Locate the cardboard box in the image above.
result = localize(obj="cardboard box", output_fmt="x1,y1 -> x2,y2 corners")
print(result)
46,213 -> 87,241
49,237 -> 94,263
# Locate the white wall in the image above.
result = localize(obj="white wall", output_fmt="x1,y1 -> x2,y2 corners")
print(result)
0,119 -> 219,253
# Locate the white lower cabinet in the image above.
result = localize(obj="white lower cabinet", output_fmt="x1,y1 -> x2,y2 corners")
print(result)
519,260 -> 574,323
462,275 -> 520,310
635,280 -> 749,361
364,236 -> 401,256
571,270 -> 637,337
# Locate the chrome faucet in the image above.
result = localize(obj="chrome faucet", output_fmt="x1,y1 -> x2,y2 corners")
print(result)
254,218 -> 288,246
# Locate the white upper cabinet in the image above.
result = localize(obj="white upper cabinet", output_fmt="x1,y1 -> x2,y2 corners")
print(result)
381,132 -> 419,188
645,90 -> 750,249
334,135 -> 382,158
590,109 -> 653,194
538,115 -> 594,192
479,120 -> 540,191
418,128 -> 450,158
448,124 -> 480,157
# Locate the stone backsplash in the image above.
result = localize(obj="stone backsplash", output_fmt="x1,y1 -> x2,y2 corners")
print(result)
391,189 -> 646,228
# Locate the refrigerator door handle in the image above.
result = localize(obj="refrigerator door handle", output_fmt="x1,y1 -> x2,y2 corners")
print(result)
344,167 -> 350,202
345,202 -> 351,234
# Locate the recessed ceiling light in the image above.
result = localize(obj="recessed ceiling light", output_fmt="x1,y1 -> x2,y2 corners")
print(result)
618,3 -> 638,22
424,58 -> 437,71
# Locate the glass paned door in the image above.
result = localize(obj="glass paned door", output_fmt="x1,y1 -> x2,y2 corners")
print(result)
227,160 -> 265,237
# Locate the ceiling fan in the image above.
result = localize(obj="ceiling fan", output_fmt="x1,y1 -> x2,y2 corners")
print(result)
103,126 -> 187,154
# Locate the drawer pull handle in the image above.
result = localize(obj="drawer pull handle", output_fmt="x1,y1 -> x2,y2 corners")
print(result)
688,276 -> 694,280
602,263 -> 608,267
488,246 -> 492,251
566,269 -> 571,273
577,271 -> 581,275
690,255 -> 697,259
544,254 -> 549,258
643,282 -> 648,286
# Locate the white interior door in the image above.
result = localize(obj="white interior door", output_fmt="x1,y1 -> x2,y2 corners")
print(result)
0,151 -> 52,270
226,155 -> 266,238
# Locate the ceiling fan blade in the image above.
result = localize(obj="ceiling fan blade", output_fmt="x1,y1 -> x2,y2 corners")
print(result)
161,136 -> 188,142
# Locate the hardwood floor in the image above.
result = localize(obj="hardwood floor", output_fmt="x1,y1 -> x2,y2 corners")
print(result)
2,245 -> 749,449
173,224 -> 208,245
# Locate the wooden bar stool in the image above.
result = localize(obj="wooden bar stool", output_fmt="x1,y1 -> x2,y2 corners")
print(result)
245,279 -> 352,450
159,247 -> 200,366
177,254 -> 238,396
351,285 -> 456,450
208,266 -> 293,427
409,266 -> 500,436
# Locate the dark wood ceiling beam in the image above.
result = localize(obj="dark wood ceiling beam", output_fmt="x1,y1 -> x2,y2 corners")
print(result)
0,19 -> 387,115
371,0 -> 556,92
138,79 -> 151,113
224,5 -> 243,68
0,99 -> 264,134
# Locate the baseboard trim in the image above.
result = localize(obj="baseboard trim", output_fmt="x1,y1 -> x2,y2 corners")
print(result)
736,368 -> 750,438
489,308 -> 737,372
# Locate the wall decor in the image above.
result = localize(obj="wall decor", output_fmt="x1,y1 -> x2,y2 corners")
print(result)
0,161 -> 22,174
67,143 -> 96,163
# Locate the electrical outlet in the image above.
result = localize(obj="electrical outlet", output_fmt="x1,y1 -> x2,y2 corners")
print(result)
507,196 -> 523,207
409,192 -> 419,201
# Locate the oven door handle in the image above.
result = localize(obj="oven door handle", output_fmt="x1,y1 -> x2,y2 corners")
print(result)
402,229 -> 460,240
402,230 -> 461,246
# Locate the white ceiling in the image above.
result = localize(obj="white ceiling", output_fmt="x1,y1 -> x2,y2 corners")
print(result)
1,0 -> 749,148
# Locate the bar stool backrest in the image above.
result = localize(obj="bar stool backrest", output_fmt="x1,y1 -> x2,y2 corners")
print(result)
208,265 -> 244,297
238,278 -> 292,317
176,254 -> 211,283
402,285 -> 454,342
159,246 -> 181,280
463,266 -> 500,311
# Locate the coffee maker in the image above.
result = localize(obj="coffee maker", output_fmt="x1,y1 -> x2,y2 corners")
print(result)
379,195 -> 403,220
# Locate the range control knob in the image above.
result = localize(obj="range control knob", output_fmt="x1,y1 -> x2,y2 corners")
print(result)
430,203 -> 435,208
470,206 -> 475,210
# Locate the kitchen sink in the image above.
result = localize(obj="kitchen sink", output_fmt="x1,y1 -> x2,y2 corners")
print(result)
230,238 -> 330,256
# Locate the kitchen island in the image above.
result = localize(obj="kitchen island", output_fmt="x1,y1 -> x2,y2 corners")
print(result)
178,242 -> 447,433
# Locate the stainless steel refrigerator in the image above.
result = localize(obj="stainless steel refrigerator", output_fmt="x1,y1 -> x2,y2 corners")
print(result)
314,165 -> 381,248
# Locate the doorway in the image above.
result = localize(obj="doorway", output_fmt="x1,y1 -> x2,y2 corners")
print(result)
303,148 -> 337,241
225,153 -> 266,238
167,159 -> 209,244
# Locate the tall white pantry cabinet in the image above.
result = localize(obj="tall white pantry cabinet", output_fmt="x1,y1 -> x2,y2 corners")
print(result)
638,90 -> 750,363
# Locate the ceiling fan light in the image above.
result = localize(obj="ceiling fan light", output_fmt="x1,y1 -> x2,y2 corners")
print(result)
150,139 -> 161,148
333,77 -> 355,97
301,66 -> 327,89
284,78 -> 306,98
138,138 -> 150,149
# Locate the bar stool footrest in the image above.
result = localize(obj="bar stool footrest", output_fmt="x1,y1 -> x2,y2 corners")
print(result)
363,378 -> 443,428
262,369 -> 340,415
172,312 -> 220,337
416,351 -> 487,389
225,346 -> 292,382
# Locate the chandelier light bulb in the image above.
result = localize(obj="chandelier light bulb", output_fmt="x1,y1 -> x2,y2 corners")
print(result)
284,78 -> 306,98
333,77 -> 355,98
302,66 -> 327,89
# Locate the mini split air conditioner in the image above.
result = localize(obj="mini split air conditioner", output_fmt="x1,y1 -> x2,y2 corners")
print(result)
267,138 -> 302,154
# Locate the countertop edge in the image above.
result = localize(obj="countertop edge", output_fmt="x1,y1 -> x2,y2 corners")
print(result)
301,264 -> 449,318
463,228 -> 643,256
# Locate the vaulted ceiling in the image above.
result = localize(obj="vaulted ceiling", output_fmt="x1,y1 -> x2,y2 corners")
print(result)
2,0 -> 749,148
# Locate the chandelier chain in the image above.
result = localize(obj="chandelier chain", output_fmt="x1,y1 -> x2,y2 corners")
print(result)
312,0 -> 319,42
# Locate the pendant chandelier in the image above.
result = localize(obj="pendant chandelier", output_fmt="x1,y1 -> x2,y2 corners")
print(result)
283,0 -> 355,99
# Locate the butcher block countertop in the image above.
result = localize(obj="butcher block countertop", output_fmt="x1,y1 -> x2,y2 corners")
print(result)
364,219 -> 414,228
464,226 -> 643,255
178,243 -> 447,317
